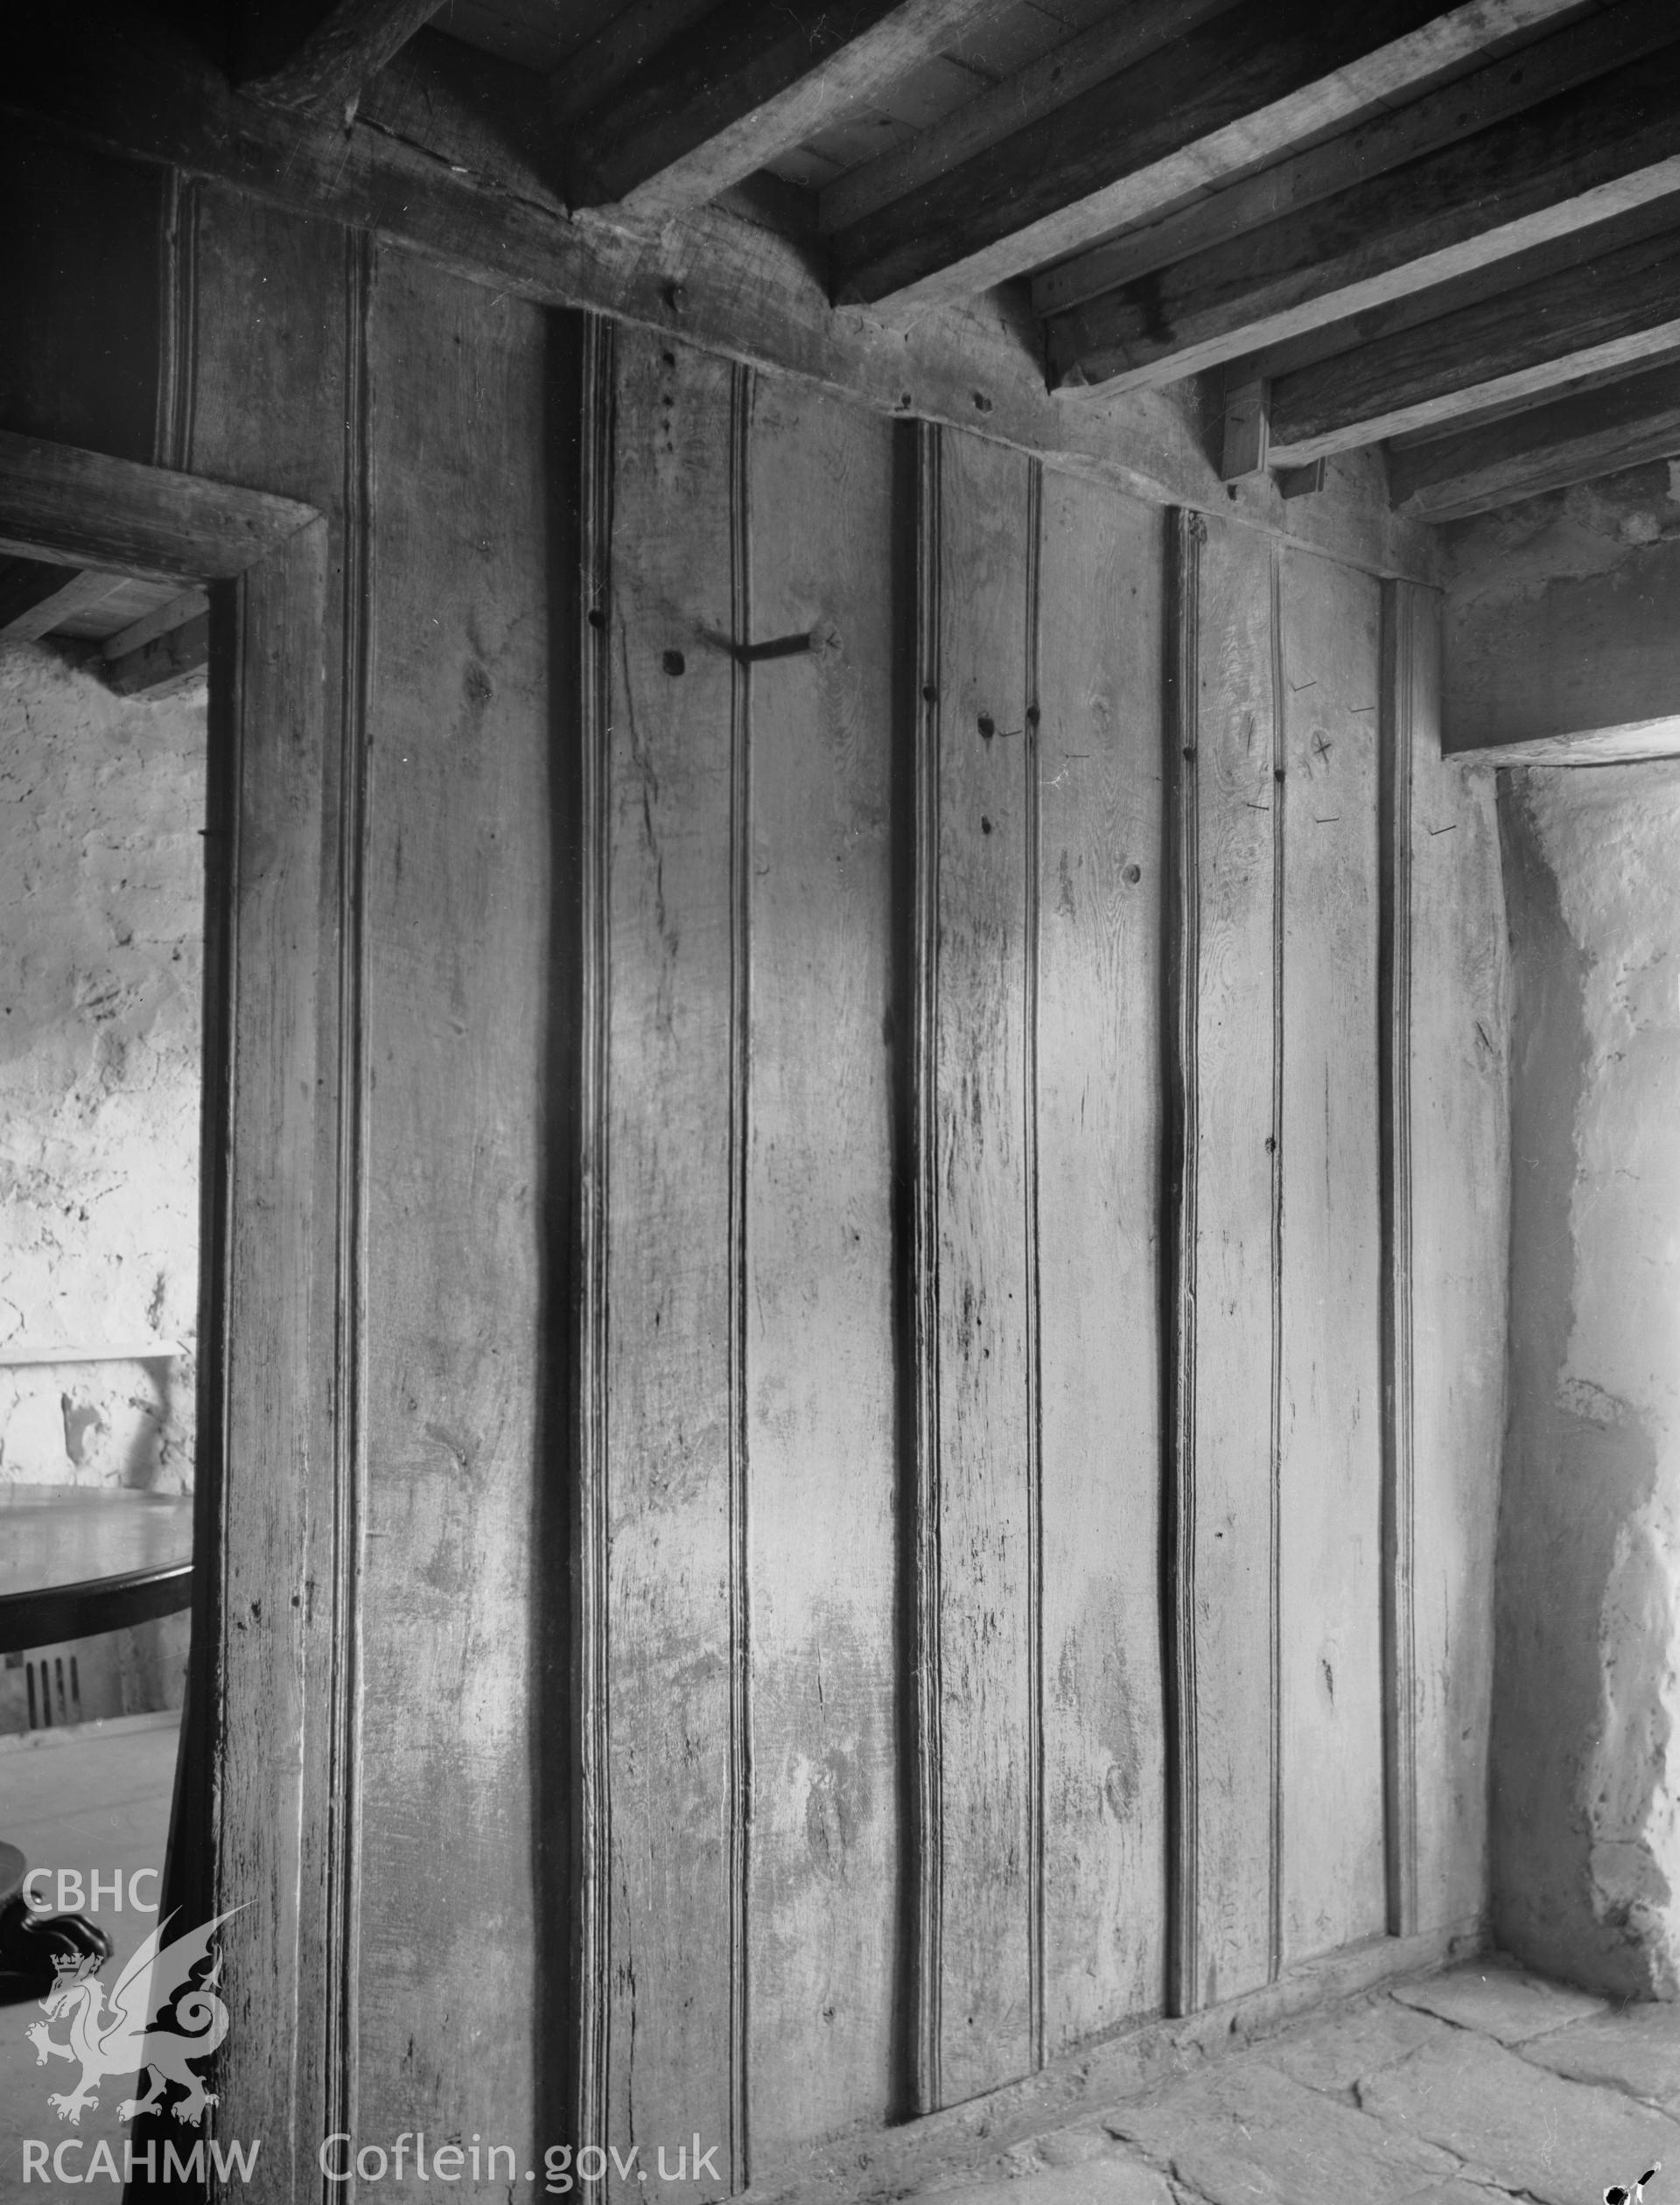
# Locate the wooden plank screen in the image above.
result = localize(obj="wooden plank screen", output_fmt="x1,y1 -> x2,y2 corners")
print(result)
1167,511 -> 1279,2012
1276,549 -> 1386,1965
1167,521 -> 1394,2010
744,377 -> 903,2152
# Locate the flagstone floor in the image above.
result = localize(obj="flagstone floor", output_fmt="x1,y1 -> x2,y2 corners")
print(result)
0,1713 -> 178,2205
5,1726 -> 1680,2205
920,1960 -> 1680,2205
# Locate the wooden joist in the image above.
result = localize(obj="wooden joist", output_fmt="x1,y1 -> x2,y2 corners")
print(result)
566,0 -> 1012,217
100,585 -> 212,663
825,0 -> 1595,309
1031,0 -> 1680,318
0,553 -> 82,634
235,0 -> 442,122
1258,218 -> 1680,466
0,564 -> 125,642
0,4 -> 1444,585
1390,359 -> 1680,519
1046,39 -> 1680,395
816,0 -> 1243,238
103,610 -> 210,697
550,0 -> 721,130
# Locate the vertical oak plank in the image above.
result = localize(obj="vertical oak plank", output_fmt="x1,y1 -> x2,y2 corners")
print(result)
1401,585 -> 1508,1934
186,184 -> 348,2180
1168,509 -> 1278,2012
1277,548 -> 1386,1965
1036,472 -> 1167,2050
604,329 -> 743,2194
926,425 -> 1036,2104
743,378 -> 902,2153
354,248 -> 551,2146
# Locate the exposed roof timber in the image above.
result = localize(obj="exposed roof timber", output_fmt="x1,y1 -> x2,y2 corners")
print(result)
0,566 -> 127,642
816,0 -> 1244,239
104,612 -> 211,698
1256,217 -> 1680,466
566,0 -> 1020,218
550,0 -> 719,129
1031,0 -> 1680,319
0,4 -> 1443,585
235,0 -> 444,121
0,552 -> 83,634
102,587 -> 213,664
1389,358 -> 1680,518
826,0 -> 1602,309
1046,42 -> 1680,395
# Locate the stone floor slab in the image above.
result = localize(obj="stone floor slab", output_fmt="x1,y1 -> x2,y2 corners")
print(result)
1521,2002 -> 1680,2116
1390,1957 -> 1608,2043
1358,2029 -> 1680,2205
1261,1991 -> 1457,2096
1102,2049 -> 1460,2205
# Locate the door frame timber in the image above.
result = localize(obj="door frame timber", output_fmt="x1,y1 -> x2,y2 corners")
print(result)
0,429 -> 337,2196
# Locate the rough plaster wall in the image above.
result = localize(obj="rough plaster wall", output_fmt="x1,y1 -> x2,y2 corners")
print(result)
1496,760 -> 1680,1995
0,640 -> 204,1493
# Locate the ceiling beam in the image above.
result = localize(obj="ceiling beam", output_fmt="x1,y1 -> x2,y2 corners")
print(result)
816,0 -> 1242,238
1389,359 -> 1680,519
1256,220 -> 1680,466
825,0 -> 1596,309
566,0 -> 1014,219
235,0 -> 443,122
0,2 -> 1444,586
104,611 -> 211,698
101,587 -> 213,665
550,0 -> 720,130
1030,0 -> 1680,321
0,553 -> 81,633
0,566 -> 126,643
1046,44 -> 1680,395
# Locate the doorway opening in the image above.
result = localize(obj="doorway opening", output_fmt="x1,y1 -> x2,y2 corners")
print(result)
0,552 -> 208,2177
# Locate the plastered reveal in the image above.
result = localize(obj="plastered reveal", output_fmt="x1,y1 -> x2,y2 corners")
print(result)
0,640 -> 204,1491
1495,760 -> 1680,1995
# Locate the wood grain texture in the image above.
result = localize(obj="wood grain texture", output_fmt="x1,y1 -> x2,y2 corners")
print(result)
744,379 -> 903,2155
237,0 -> 442,116
1169,510 -> 1278,2012
0,567 -> 124,640
1030,0 -> 1680,318
0,4 -> 1447,588
103,606 -> 210,694
182,178 -> 352,2193
1276,548 -> 1386,1966
1035,472 -> 1167,2051
570,0 -> 1012,215
0,428 -> 317,584
1379,581 -> 1418,1941
926,425 -> 1036,2104
1388,358 -> 1680,520
1267,222 -> 1680,463
604,329 -> 744,2195
1046,43 -> 1680,391
816,0 -> 1241,237
825,0 -> 1588,306
192,523 -> 329,2191
353,247 -> 550,2150
1400,588 -> 1508,1932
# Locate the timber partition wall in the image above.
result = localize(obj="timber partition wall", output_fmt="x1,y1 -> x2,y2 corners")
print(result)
572,326 -> 1509,2180
3,132 -> 1508,2200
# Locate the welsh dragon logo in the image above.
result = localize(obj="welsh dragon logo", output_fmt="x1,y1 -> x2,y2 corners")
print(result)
26,1907 -> 241,2128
